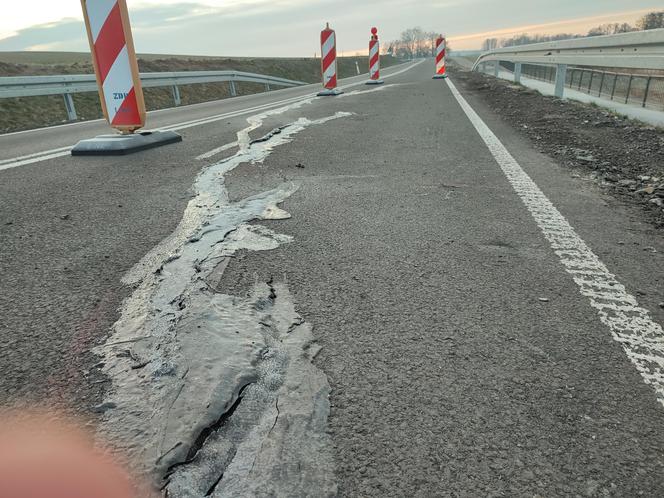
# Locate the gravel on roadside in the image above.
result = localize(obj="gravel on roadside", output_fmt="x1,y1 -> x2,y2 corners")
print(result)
450,63 -> 664,229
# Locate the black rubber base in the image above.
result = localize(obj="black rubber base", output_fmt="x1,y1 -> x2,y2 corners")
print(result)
317,89 -> 344,97
432,75 -> 448,80
365,80 -> 385,85
71,130 -> 183,156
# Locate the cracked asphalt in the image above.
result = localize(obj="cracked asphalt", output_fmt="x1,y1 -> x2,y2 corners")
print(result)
2,59 -> 664,496
220,62 -> 664,496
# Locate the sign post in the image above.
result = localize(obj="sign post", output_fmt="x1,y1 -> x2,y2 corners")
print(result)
72,0 -> 182,156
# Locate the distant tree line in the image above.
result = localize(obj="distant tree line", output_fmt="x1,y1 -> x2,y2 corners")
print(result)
482,10 -> 664,50
386,28 -> 446,59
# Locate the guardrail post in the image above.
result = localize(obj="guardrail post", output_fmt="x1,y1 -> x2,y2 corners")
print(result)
514,62 -> 522,83
554,64 -> 567,98
598,72 -> 605,96
229,80 -> 237,97
62,93 -> 77,121
625,75 -> 633,104
265,82 -> 271,92
642,76 -> 652,108
610,74 -> 618,100
171,85 -> 181,106
494,61 -> 500,77
588,70 -> 594,93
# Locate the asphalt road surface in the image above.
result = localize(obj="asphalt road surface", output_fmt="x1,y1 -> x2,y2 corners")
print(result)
2,60 -> 664,497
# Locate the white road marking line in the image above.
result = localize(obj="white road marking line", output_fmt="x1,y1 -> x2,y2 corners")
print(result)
0,118 -> 106,138
0,97 -> 310,171
0,146 -> 72,166
163,94 -> 317,132
195,141 -> 239,160
0,61 -> 423,172
194,61 -> 424,161
348,58 -> 424,83
196,84 -> 398,161
196,96 -> 317,160
446,76 -> 664,407
0,60 -> 417,139
0,150 -> 72,171
175,60 -> 423,136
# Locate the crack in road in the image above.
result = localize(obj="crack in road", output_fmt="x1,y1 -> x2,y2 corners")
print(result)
93,100 -> 350,494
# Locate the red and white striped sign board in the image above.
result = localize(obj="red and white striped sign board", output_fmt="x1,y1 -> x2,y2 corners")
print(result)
433,35 -> 448,79
81,0 -> 146,132
369,27 -> 380,81
320,23 -> 338,91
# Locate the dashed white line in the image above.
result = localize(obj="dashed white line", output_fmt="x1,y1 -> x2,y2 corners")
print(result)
446,76 -> 664,407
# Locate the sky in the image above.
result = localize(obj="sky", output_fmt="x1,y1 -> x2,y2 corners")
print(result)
0,0 -> 661,56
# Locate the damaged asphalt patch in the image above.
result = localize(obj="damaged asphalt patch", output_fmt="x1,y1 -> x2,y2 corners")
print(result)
94,99 -> 352,495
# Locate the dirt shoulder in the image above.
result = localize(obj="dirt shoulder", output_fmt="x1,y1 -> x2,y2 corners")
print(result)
450,62 -> 664,230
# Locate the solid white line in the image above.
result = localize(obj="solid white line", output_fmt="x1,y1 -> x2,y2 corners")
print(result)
0,60 -> 418,138
0,92 -> 305,139
0,96 -> 312,171
162,93 -> 317,132
196,141 -> 238,160
445,76 -> 664,407
0,150 -> 72,171
0,61 -> 423,172
194,60 -> 424,160
0,117 -> 105,138
169,59 -> 423,133
352,58 -> 424,85
0,146 -> 72,166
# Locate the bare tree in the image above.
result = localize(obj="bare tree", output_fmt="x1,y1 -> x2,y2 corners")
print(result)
482,38 -> 499,51
482,10 -> 663,50
388,27 -> 432,59
588,23 -> 636,36
400,28 -> 419,59
636,11 -> 664,30
388,28 -> 451,59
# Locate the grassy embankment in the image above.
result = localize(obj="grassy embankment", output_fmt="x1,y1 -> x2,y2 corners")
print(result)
0,52 -> 400,133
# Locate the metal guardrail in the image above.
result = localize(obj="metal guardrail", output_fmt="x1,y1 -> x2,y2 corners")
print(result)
0,70 -> 307,121
471,29 -> 664,99
567,68 -> 664,110
492,63 -> 664,111
448,50 -> 483,58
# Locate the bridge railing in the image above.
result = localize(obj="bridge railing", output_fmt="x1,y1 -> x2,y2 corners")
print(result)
471,29 -> 664,100
0,70 -> 308,121
492,63 -> 664,111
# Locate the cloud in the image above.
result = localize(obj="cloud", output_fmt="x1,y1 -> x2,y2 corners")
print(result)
0,18 -> 87,52
447,7 -> 656,49
0,0 -> 661,55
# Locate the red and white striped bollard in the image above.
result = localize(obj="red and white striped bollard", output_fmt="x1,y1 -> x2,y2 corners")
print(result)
433,35 -> 448,79
318,23 -> 343,96
366,27 -> 384,85
72,0 -> 182,155
81,0 -> 146,131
